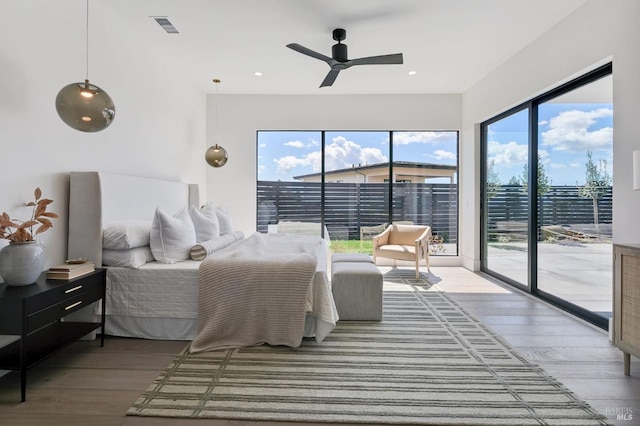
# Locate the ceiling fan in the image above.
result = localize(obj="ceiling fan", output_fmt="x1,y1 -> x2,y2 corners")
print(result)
287,28 -> 404,88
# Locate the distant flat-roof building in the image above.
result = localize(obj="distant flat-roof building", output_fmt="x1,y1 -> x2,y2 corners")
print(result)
293,161 -> 457,184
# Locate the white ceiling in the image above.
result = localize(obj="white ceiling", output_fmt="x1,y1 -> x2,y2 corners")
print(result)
99,0 -> 588,95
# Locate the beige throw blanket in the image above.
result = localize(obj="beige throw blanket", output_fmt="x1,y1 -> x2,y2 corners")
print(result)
190,232 -> 321,353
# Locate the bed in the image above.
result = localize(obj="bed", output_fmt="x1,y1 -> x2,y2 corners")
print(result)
67,171 -> 337,344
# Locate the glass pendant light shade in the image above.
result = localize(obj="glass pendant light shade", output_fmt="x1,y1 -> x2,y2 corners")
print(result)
205,144 -> 228,168
55,79 -> 115,132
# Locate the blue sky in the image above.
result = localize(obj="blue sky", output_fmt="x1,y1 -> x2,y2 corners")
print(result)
487,103 -> 613,186
257,101 -> 612,185
257,131 -> 459,182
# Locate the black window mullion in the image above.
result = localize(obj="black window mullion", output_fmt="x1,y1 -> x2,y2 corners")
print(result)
528,102 -> 538,294
388,131 -> 394,224
321,131 -> 325,239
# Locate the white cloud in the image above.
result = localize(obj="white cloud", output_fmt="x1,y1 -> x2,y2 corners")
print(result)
325,136 -> 387,170
487,140 -> 528,167
284,140 -> 305,148
274,155 -> 312,175
550,163 -> 566,170
541,108 -> 613,152
431,150 -> 456,161
394,131 -> 457,145
272,135 -> 388,176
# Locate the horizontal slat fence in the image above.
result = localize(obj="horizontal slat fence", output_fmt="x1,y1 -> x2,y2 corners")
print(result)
257,181 -> 458,243
258,182 -> 612,244
486,185 -> 612,239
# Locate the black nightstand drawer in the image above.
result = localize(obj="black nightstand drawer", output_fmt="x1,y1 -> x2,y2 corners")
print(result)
27,284 -> 104,333
26,273 -> 104,314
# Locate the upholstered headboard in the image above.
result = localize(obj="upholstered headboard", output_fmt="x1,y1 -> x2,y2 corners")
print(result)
68,171 -> 199,266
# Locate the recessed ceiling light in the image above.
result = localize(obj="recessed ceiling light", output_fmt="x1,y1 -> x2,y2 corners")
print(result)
254,72 -> 263,76
408,71 -> 417,75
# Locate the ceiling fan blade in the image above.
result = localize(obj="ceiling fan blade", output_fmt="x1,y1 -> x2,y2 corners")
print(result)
347,53 -> 404,67
320,69 -> 340,87
287,43 -> 335,64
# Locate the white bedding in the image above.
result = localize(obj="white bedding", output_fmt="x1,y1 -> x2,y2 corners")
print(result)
98,239 -> 336,341
103,260 -> 201,318
192,233 -> 337,352
68,171 -> 338,342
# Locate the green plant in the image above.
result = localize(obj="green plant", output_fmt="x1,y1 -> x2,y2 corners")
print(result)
330,240 -> 373,254
578,150 -> 611,233
520,154 -> 551,196
0,188 -> 59,243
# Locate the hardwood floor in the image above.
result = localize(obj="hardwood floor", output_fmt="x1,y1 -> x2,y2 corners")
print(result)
1,266 -> 638,425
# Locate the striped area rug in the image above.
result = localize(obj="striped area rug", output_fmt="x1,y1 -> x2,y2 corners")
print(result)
127,273 -> 611,425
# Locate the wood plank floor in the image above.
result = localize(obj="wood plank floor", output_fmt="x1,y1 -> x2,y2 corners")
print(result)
1,266 -> 638,425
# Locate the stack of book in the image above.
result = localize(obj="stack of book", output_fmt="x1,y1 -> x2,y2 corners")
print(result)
46,262 -> 95,280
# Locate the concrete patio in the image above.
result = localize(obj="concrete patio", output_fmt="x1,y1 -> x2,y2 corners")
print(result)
486,241 -> 612,315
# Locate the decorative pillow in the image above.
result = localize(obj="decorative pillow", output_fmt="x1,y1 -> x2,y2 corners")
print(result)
150,207 -> 197,263
190,231 -> 245,261
189,204 -> 220,242
102,220 -> 151,250
215,206 -> 235,235
102,246 -> 154,268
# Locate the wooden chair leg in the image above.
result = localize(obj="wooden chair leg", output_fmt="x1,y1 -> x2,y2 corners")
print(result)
415,258 -> 419,281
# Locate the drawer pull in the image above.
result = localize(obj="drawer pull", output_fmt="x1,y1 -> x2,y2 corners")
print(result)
65,285 -> 83,294
64,301 -> 83,311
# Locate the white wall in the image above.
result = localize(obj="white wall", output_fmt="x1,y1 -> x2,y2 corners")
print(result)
461,0 -> 640,270
0,1 -> 208,273
205,94 -> 462,242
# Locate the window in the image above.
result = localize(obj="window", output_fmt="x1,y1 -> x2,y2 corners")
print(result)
257,130 -> 459,256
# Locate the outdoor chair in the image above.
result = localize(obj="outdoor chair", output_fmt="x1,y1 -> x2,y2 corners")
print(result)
360,223 -> 388,241
372,223 -> 431,281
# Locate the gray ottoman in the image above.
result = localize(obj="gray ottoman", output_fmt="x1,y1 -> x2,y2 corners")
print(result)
331,261 -> 383,321
331,253 -> 374,266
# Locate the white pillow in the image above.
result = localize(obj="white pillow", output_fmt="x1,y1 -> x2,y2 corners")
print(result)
189,205 -> 220,242
215,206 -> 235,235
103,220 -> 151,250
150,207 -> 197,263
102,246 -> 154,268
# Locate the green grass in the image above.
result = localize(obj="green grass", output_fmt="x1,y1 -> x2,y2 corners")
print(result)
329,240 -> 373,254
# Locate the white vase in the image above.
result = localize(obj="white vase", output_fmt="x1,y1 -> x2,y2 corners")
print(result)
0,241 -> 46,286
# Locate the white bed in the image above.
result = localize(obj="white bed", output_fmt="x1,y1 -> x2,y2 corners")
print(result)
67,171 -> 337,342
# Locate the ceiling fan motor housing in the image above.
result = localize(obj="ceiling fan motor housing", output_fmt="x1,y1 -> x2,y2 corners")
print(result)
332,28 -> 348,62
332,42 -> 348,62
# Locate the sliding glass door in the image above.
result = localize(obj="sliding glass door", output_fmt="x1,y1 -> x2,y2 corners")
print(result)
481,64 -> 613,328
482,109 -> 529,287
536,74 -> 613,321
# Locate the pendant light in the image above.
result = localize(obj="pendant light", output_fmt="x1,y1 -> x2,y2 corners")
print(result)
55,0 -> 115,132
205,79 -> 228,167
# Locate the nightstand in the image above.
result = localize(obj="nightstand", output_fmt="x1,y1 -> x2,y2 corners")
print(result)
0,268 -> 106,402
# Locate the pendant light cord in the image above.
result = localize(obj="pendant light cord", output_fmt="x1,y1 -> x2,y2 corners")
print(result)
85,0 -> 89,81
213,79 -> 221,146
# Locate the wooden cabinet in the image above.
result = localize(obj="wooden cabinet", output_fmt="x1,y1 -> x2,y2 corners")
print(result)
0,269 -> 106,401
613,244 -> 640,375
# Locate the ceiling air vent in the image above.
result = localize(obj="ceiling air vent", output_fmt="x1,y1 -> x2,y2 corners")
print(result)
152,17 -> 179,34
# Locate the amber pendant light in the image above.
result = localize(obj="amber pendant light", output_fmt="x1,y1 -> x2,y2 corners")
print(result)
205,79 -> 228,167
55,0 -> 115,132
